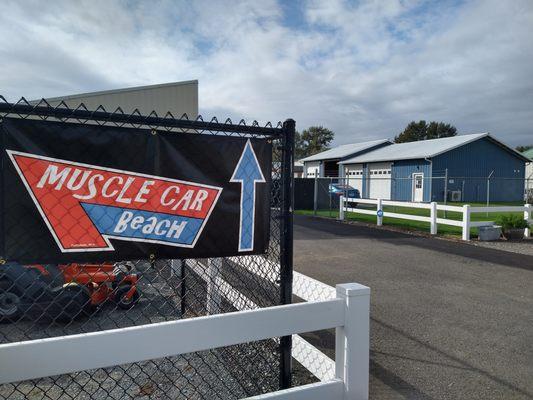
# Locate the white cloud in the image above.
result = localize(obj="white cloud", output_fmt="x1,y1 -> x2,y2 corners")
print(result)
0,0 -> 532,145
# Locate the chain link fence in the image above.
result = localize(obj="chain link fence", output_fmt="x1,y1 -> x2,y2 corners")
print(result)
0,97 -> 296,399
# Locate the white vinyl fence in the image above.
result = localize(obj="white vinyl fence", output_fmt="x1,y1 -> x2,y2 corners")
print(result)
340,197 -> 532,241
0,257 -> 370,400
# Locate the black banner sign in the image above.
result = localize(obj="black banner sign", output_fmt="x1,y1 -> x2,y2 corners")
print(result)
0,118 -> 272,263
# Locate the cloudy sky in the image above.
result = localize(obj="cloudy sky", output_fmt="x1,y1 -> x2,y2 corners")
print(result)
1,0 -> 532,146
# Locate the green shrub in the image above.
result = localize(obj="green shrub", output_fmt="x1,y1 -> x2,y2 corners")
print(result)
495,214 -> 529,230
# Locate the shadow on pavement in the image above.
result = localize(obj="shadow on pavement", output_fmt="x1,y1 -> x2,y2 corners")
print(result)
295,215 -> 533,271
300,316 -> 532,400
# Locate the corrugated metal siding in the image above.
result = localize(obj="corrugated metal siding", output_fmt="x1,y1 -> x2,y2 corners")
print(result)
43,81 -> 199,119
432,137 -> 526,202
391,160 -> 431,201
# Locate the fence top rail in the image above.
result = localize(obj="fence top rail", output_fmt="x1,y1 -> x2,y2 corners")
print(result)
382,200 -> 430,209
469,221 -> 496,227
343,200 -> 530,214
469,206 -> 528,213
344,197 -> 431,209
344,197 -> 376,205
0,98 -> 285,137
0,297 -> 346,385
437,204 -> 464,212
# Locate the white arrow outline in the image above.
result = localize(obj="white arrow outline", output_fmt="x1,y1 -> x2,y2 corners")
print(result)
230,140 -> 266,252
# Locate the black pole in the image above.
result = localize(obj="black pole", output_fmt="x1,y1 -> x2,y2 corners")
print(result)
279,119 -> 295,389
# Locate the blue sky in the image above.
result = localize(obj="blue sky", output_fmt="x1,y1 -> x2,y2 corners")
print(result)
1,0 -> 532,146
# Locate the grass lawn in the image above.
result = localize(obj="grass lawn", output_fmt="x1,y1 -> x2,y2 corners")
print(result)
296,201 -> 526,238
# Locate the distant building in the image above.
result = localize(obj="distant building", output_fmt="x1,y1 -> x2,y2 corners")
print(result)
35,80 -> 199,119
294,160 -> 304,178
523,148 -> 533,198
339,133 -> 528,202
300,139 -> 391,178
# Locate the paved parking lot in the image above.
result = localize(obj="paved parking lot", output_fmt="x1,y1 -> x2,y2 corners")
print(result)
294,215 -> 533,400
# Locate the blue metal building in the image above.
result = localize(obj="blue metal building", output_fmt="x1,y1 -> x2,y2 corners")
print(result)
339,133 -> 528,202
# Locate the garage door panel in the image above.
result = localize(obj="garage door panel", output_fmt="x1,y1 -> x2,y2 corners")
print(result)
344,164 -> 363,193
368,163 -> 391,200
305,162 -> 320,178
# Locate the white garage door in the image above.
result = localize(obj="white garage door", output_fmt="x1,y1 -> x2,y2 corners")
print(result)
305,161 -> 320,178
344,164 -> 363,193
368,162 -> 391,200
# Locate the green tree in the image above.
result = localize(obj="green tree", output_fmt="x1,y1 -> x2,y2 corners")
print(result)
516,145 -> 533,153
394,120 -> 457,143
296,126 -> 335,159
294,131 -> 306,160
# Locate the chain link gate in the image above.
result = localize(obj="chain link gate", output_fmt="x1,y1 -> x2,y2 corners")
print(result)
0,97 -> 295,399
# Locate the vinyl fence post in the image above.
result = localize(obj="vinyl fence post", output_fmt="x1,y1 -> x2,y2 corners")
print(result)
430,202 -> 438,235
339,196 -> 345,221
524,204 -> 531,238
462,204 -> 471,241
377,198 -> 383,226
335,283 -> 370,400
206,258 -> 222,315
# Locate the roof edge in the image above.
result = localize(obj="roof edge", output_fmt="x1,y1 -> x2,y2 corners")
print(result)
339,155 -> 429,164
300,139 -> 391,162
483,134 -> 531,162
427,132 -> 489,159
340,132 -> 530,164
33,80 -> 199,103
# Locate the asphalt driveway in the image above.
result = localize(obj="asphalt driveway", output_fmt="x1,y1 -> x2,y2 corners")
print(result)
294,215 -> 533,400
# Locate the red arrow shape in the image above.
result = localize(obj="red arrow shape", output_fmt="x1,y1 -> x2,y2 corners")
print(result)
7,150 -> 222,252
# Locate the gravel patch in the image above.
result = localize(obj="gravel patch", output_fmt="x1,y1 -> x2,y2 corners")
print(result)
470,237 -> 533,256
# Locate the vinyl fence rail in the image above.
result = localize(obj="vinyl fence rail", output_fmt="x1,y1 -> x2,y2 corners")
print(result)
340,197 -> 532,241
0,280 -> 371,400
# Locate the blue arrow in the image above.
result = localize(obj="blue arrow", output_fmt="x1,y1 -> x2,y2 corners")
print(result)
230,140 -> 266,251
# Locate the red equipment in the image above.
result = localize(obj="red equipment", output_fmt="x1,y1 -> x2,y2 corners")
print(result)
30,262 -> 140,309
61,262 -> 139,308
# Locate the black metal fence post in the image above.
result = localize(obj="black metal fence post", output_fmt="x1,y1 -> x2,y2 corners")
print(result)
279,118 -> 295,389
